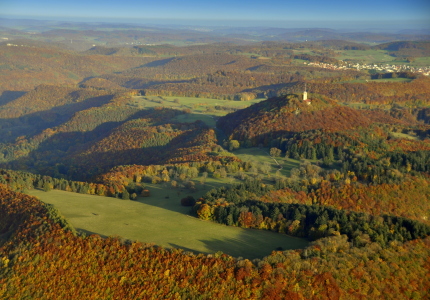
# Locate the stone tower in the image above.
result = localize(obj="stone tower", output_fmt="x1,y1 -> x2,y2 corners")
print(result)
303,83 -> 308,101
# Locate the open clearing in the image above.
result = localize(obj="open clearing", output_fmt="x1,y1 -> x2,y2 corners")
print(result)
234,147 -> 301,177
131,96 -> 265,127
336,49 -> 397,64
29,189 -> 308,259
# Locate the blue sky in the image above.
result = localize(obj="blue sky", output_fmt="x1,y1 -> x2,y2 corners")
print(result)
1,0 -> 429,29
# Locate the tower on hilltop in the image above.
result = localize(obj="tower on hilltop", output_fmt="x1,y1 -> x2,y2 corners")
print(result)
303,83 -> 311,105
303,83 -> 308,101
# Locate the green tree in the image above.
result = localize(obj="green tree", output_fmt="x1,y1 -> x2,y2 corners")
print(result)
43,181 -> 51,192
270,147 -> 282,157
228,140 -> 240,151
122,189 -> 130,200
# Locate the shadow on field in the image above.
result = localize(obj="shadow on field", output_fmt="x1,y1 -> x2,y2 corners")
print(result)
170,227 -> 309,259
199,232 -> 308,258
77,228 -> 108,239
136,180 -> 234,215
168,243 -> 202,255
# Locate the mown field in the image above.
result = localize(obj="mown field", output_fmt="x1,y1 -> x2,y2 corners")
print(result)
29,189 -> 308,259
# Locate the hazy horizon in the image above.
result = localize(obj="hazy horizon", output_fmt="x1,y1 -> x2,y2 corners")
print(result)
1,0 -> 429,31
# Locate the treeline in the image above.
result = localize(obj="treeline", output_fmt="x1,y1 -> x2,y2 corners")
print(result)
342,150 -> 430,183
195,179 -> 430,246
1,185 -> 430,299
277,125 -> 430,162
260,177 -> 430,225
293,53 -> 339,64
95,158 -> 246,187
0,169 -> 131,199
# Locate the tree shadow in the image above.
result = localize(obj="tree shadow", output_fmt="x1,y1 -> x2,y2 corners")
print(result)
169,228 -> 309,259
0,93 -> 114,142
242,82 -> 299,98
0,107 -> 204,180
0,90 -> 27,106
138,57 -> 176,68
167,243 -> 202,255
76,228 -> 108,239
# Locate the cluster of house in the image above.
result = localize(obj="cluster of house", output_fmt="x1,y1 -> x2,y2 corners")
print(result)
305,61 -> 430,76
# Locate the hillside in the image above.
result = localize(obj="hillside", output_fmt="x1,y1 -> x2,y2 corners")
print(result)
1,185 -> 430,299
0,43 -> 158,91
217,94 -> 422,146
1,34 -> 430,299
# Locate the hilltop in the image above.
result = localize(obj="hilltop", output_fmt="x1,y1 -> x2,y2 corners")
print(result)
217,94 -> 419,146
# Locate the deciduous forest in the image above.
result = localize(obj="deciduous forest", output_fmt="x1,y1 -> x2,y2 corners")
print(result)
0,20 -> 429,299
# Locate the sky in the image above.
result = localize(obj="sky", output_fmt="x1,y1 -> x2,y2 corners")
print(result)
1,0 -> 429,29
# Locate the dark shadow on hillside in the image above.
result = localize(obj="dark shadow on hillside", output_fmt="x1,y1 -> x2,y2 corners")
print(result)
0,107 -> 196,181
138,57 -> 176,68
0,90 -> 27,106
0,94 -> 114,142
242,82 -> 299,97
78,76 -> 96,85
124,79 -> 191,89
246,65 -> 265,72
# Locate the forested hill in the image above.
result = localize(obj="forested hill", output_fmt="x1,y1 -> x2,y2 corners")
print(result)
216,94 -> 419,147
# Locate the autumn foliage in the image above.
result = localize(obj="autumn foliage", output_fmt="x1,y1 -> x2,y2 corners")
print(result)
1,185 -> 429,299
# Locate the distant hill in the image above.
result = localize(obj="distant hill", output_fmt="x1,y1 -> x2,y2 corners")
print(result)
373,41 -> 430,57
0,42 -> 156,91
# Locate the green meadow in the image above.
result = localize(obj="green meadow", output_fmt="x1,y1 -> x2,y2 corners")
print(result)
29,189 -> 308,259
131,95 -> 264,111
336,49 -> 397,64
234,147 -> 301,177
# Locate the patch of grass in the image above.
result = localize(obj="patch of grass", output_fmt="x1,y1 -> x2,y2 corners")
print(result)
234,147 -> 301,177
172,113 -> 217,127
412,57 -> 430,67
390,132 -> 418,140
131,96 -> 265,127
336,49 -> 395,64
28,189 -> 308,259
337,49 -> 430,67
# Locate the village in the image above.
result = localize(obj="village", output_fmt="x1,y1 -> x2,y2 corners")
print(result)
306,61 -> 430,76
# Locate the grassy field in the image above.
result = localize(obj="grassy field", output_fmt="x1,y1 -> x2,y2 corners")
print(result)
131,96 -> 265,127
234,147 -> 301,177
29,189 -> 308,259
390,132 -> 419,140
335,49 -> 430,67
336,49 -> 397,64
